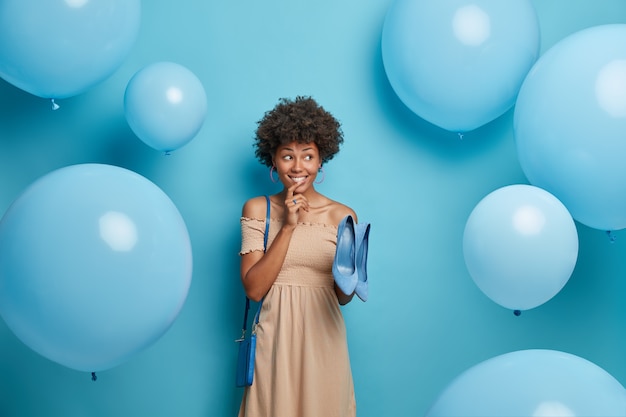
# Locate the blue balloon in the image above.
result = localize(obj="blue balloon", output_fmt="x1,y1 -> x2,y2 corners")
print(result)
381,0 -> 539,132
463,185 -> 578,311
515,24 -> 626,231
0,0 -> 140,99
0,164 -> 192,372
426,349 -> 626,417
124,62 -> 208,153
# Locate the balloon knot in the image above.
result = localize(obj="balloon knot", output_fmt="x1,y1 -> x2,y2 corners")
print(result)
513,310 -> 521,316
91,372 -> 97,382
606,230 -> 616,243
457,133 -> 464,140
51,99 -> 60,110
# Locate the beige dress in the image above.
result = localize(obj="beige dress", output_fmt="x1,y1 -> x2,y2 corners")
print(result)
238,216 -> 356,417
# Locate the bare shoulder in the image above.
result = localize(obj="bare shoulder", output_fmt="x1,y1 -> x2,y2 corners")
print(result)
327,199 -> 358,226
241,196 -> 269,219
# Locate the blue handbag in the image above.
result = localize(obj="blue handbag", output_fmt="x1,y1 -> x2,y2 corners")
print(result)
235,298 -> 260,387
235,195 -> 269,387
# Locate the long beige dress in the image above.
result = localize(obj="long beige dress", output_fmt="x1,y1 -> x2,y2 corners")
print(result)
238,216 -> 356,417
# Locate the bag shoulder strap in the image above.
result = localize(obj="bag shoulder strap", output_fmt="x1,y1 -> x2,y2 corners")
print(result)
262,195 -> 270,252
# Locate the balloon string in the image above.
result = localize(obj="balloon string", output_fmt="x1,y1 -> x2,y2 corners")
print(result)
51,99 -> 60,110
91,372 -> 97,382
606,230 -> 616,243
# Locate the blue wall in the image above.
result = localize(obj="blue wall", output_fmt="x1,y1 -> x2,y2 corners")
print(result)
1,1 -> 626,416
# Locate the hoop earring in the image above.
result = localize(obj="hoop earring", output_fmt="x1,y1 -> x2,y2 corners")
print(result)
269,166 -> 279,183
315,166 -> 325,184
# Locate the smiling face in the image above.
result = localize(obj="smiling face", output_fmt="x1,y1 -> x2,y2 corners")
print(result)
272,141 -> 321,193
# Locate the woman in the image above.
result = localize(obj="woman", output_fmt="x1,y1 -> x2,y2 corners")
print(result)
238,96 -> 357,416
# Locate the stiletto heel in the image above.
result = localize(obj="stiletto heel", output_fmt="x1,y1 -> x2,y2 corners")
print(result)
332,215 -> 358,295
355,222 -> 370,302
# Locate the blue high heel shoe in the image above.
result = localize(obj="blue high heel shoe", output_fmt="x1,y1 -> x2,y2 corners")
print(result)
332,215 -> 358,295
355,222 -> 370,302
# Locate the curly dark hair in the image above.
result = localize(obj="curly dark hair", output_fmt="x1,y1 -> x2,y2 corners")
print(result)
254,96 -> 344,167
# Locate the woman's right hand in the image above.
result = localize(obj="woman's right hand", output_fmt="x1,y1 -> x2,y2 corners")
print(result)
283,182 -> 309,227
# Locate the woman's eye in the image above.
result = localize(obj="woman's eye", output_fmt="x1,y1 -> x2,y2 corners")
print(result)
282,155 -> 292,160
304,155 -> 313,161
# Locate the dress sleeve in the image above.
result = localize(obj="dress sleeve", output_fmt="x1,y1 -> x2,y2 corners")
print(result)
239,217 -> 267,255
